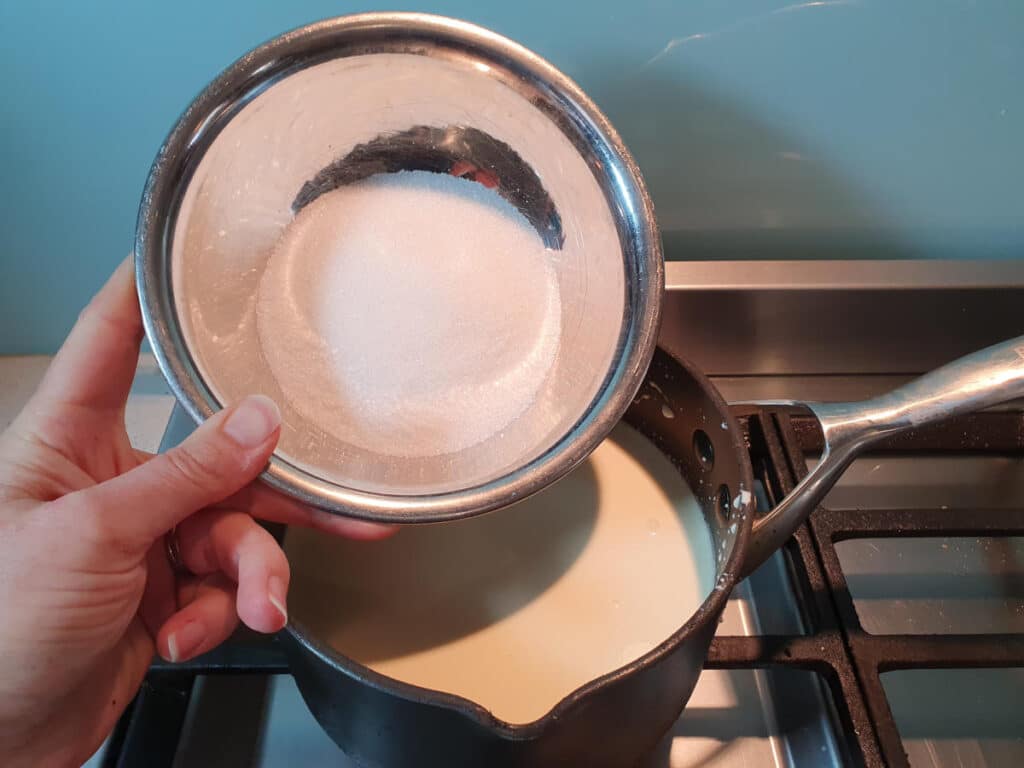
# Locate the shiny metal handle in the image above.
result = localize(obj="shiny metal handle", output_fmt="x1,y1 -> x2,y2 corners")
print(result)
744,334 -> 1024,576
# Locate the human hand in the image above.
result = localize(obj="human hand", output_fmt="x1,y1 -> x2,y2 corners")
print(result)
0,259 -> 390,767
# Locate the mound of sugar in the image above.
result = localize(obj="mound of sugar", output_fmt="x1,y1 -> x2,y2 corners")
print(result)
256,170 -> 561,458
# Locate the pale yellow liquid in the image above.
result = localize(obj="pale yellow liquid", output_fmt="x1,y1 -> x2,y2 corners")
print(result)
286,423 -> 716,724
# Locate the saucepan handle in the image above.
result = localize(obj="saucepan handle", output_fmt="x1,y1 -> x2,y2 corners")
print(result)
743,334 -> 1024,577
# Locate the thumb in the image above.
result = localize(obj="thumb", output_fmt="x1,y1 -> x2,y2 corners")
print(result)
74,395 -> 282,546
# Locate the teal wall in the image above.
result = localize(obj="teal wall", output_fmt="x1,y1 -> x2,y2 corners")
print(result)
2,1 -> 1022,353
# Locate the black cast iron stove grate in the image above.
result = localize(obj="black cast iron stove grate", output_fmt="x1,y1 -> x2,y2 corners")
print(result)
706,407 -> 1024,768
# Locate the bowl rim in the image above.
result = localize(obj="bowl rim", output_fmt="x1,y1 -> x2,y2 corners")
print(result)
135,12 -> 664,522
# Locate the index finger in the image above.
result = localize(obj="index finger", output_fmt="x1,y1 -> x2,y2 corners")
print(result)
35,257 -> 143,412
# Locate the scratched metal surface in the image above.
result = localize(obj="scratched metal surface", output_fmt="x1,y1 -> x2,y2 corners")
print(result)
3,0 -> 1023,353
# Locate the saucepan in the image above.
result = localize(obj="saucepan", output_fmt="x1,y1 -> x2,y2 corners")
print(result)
133,12 -> 1024,768
281,337 -> 1024,767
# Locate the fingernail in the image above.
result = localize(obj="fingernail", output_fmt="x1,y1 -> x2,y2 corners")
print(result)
268,575 -> 288,623
167,621 -> 206,663
223,395 -> 281,448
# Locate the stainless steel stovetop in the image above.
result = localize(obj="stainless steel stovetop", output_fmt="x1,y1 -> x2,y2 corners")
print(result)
86,261 -> 1024,768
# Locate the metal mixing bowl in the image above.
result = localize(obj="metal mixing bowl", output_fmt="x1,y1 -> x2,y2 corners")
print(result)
136,13 -> 663,521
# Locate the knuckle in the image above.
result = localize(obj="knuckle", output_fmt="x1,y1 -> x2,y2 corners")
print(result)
242,519 -> 276,554
224,516 -> 279,567
225,513 -> 262,555
76,298 -> 113,332
164,440 -> 231,491
75,299 -> 99,325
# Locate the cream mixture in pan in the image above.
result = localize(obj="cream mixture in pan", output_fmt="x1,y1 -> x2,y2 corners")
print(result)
286,423 -> 716,723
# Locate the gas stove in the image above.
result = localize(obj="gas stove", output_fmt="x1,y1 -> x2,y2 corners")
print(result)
59,260 -> 1023,768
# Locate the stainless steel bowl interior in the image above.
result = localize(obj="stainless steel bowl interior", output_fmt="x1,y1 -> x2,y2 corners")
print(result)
138,14 -> 662,519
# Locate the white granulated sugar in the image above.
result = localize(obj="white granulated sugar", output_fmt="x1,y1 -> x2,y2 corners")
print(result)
257,170 -> 561,458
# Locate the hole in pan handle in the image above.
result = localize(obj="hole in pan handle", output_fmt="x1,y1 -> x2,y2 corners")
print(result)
737,333 -> 1024,577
